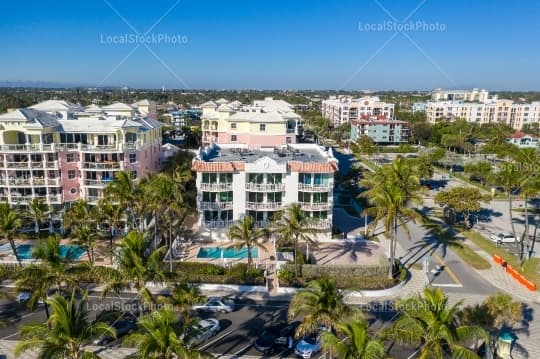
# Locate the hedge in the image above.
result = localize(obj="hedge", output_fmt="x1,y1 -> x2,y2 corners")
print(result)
282,262 -> 390,279
174,262 -> 265,286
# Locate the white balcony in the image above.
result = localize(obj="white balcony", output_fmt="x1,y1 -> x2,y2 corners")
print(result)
308,219 -> 331,229
245,202 -> 282,210
5,162 -> 28,169
84,179 -> 113,187
82,162 -> 122,170
245,183 -> 285,192
9,194 -> 63,203
4,178 -> 61,187
85,196 -> 102,203
201,201 -> 234,210
298,183 -> 332,192
300,202 -> 332,211
200,183 -> 233,191
202,220 -> 234,229
0,144 -> 55,152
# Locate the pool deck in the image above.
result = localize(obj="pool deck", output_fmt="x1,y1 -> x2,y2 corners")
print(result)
0,238 -> 91,265
179,240 -> 275,266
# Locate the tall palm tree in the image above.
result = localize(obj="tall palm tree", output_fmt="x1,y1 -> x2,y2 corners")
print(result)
385,287 -> 488,359
0,203 -> 23,266
124,308 -> 212,359
361,156 -> 421,278
70,223 -> 100,264
105,171 -> 136,227
273,203 -> 317,277
15,292 -> 113,359
320,312 -> 385,359
15,236 -> 89,319
26,198 -> 49,236
228,215 -> 267,270
95,199 -> 125,264
158,283 -> 205,322
63,200 -> 92,233
288,277 -> 349,337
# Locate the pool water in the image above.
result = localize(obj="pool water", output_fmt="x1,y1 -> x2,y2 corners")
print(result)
17,244 -> 87,260
197,247 -> 258,259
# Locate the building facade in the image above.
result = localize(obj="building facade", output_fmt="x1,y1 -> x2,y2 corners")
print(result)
321,96 -> 395,126
201,98 -> 302,149
192,143 -> 337,241
350,117 -> 410,144
506,132 -> 539,148
0,100 -> 162,210
431,88 -> 489,102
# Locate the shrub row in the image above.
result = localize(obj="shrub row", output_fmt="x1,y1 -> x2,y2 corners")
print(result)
174,262 -> 264,286
282,262 -> 390,279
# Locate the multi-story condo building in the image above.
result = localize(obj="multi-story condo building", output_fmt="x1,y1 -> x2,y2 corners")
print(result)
200,98 -> 302,149
431,88 -> 489,102
0,100 -> 162,210
425,99 -> 540,130
192,143 -> 337,241
321,96 -> 395,126
350,117 -> 410,144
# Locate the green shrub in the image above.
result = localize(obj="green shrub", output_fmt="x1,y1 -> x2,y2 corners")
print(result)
173,262 -> 265,286
278,268 -> 295,282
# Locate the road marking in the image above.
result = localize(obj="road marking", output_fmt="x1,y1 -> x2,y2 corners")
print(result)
432,253 -> 462,286
197,329 -> 234,350
1,332 -> 18,340
431,283 -> 463,288
232,343 -> 253,356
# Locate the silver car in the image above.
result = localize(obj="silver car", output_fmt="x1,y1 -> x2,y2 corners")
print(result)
192,297 -> 234,313
489,232 -> 518,244
185,318 -> 221,348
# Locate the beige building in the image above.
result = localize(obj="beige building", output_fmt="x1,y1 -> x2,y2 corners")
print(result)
321,96 -> 394,126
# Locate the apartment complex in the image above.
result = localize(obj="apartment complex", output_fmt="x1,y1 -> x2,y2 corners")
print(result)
0,100 -> 162,210
350,117 -> 410,144
431,88 -> 489,102
192,143 -> 337,241
426,98 -> 540,130
201,97 -> 302,149
321,96 -> 395,126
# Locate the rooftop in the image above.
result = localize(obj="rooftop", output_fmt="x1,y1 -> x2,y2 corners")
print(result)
200,144 -> 332,164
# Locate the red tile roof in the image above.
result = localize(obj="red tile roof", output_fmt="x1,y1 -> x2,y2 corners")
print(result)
509,131 -> 537,139
287,162 -> 338,173
192,161 -> 245,172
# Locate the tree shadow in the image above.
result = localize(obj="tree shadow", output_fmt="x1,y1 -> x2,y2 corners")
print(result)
312,241 -> 379,265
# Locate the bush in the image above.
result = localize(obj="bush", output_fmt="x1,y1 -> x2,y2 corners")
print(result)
283,262 -> 390,280
173,262 -> 265,286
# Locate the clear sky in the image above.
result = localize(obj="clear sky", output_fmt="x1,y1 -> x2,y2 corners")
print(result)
1,0 -> 539,90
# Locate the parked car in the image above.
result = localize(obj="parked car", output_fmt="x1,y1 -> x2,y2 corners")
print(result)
184,318 -> 221,348
192,297 -> 234,313
93,311 -> 138,345
16,291 -> 32,304
254,322 -> 296,355
469,175 -> 485,184
294,334 -> 321,358
489,232 -> 518,244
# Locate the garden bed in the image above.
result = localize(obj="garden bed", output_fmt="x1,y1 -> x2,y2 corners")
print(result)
173,262 -> 265,286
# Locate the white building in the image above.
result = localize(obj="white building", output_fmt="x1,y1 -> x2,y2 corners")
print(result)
192,143 -> 338,241
321,96 -> 395,126
506,132 -> 540,148
431,88 -> 489,102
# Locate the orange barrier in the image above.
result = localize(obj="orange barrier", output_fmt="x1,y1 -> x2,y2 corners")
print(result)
492,256 -> 537,291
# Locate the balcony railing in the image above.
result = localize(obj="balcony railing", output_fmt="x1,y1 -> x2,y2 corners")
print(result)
254,220 -> 269,228
299,202 -> 332,211
200,183 -> 233,191
298,183 -> 332,192
85,196 -> 102,203
82,162 -> 122,170
201,201 -> 234,210
308,219 -> 331,229
9,194 -> 63,203
84,179 -> 113,187
5,162 -> 28,169
245,183 -> 285,192
0,144 -> 54,152
202,220 -> 234,229
1,178 -> 61,186
245,202 -> 282,210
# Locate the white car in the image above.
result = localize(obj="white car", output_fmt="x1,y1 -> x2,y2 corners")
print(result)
294,335 -> 320,358
184,318 -> 221,348
192,298 -> 234,313
16,291 -> 32,304
489,232 -> 518,244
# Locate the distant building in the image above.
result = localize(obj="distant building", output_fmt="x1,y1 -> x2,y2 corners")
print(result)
412,102 -> 427,113
431,88 -> 489,102
200,97 -> 302,149
321,96 -> 395,126
192,143 -> 337,241
169,108 -> 202,127
506,132 -> 539,148
350,116 -> 410,144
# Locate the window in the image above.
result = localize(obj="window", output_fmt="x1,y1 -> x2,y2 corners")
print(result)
204,210 -> 219,221
68,170 -> 76,180
259,124 -> 266,132
220,210 -> 233,221
313,211 -> 328,219
69,188 -> 77,194
230,123 -> 237,129
66,153 -> 75,163
202,173 -> 217,183
231,135 -> 237,142
313,173 -> 329,186
219,173 -> 233,184
248,192 -> 263,202
131,170 -> 137,179
299,173 -> 312,185
247,210 -> 264,221
247,173 -> 264,184
219,191 -> 233,202
129,153 -> 137,163
202,192 -> 217,202
267,192 -> 282,203
313,192 -> 328,203
298,192 -> 310,203
266,173 -> 282,184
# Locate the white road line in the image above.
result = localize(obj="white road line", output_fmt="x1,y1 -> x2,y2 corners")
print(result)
431,283 -> 464,288
232,343 -> 253,356
1,332 -> 18,340
197,329 -> 234,350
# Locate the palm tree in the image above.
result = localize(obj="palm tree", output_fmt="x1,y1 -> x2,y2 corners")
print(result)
0,203 -> 23,266
288,277 -> 349,337
124,308 -> 212,359
95,199 -> 125,264
63,199 -> 92,233
15,292 -> 113,359
70,223 -> 100,264
105,171 -> 136,227
158,283 -> 205,321
385,287 -> 488,359
494,164 -> 523,256
26,198 -> 49,236
15,236 -> 89,319
320,312 -> 385,359
360,156 -> 421,278
228,215 -> 267,270
273,203 -> 317,277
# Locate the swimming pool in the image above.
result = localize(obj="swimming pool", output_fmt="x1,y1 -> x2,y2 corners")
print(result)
197,246 -> 258,259
16,244 -> 87,260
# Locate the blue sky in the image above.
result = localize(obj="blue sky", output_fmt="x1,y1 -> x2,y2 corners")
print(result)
1,0 -> 539,90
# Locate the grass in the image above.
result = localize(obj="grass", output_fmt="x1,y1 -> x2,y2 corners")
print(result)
462,230 -> 540,289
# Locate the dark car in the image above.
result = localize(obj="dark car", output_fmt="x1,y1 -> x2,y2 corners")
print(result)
254,322 -> 296,355
93,311 -> 138,345
469,175 -> 485,184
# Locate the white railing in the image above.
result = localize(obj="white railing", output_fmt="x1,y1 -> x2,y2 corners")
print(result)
85,196 -> 102,203
254,220 -> 269,228
201,201 -> 234,210
245,202 -> 282,210
200,183 -> 233,191
300,202 -> 332,211
84,179 -> 112,187
5,162 -> 28,169
3,178 -> 61,186
8,194 -> 63,203
298,183 -> 332,192
245,183 -> 285,192
0,144 -> 54,152
203,220 -> 234,229
308,219 -> 331,229
82,162 -> 122,170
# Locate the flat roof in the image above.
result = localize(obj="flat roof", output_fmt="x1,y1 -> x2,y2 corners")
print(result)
201,145 -> 330,164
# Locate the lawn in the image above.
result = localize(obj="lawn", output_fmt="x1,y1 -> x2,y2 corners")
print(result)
462,230 -> 540,289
